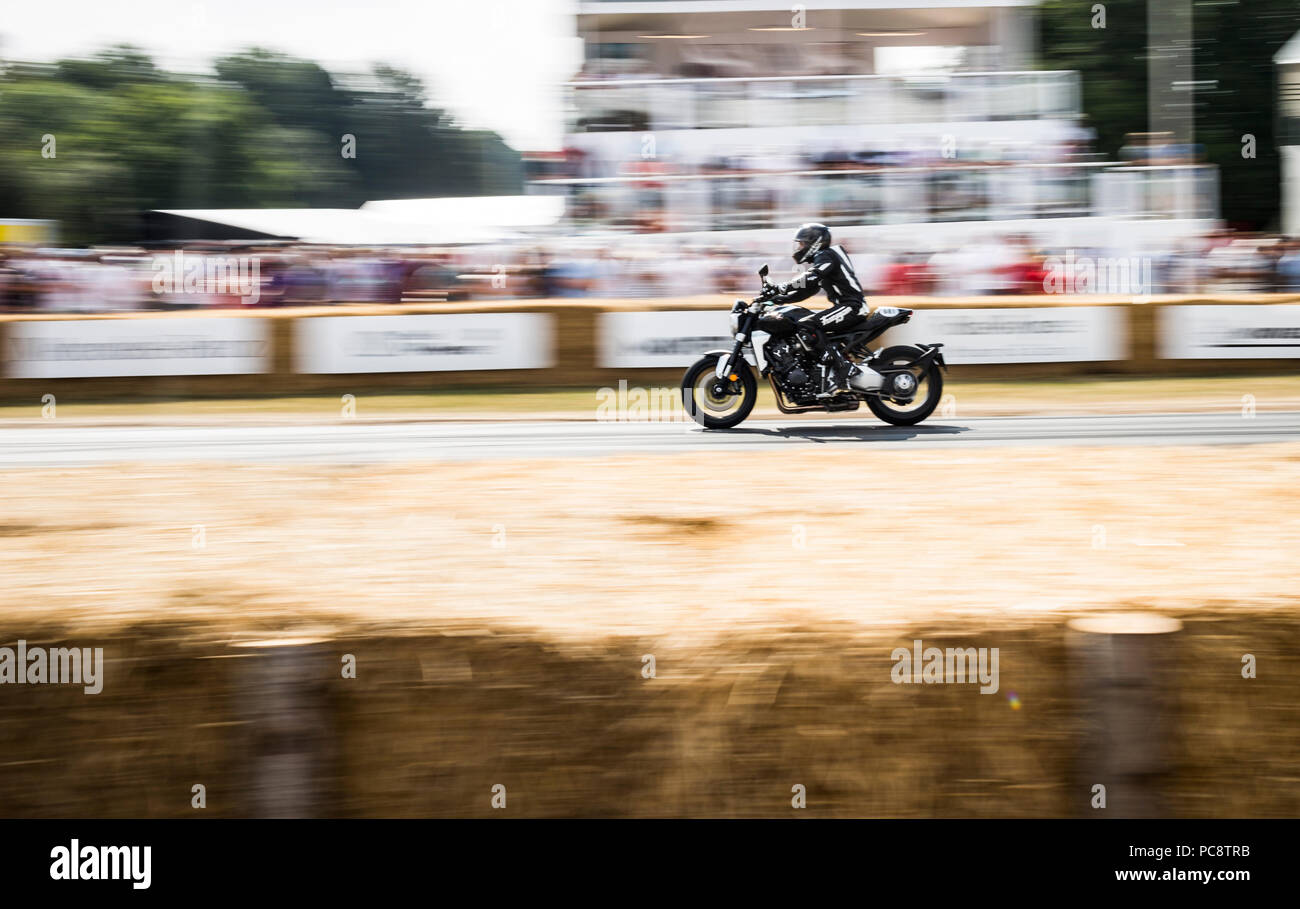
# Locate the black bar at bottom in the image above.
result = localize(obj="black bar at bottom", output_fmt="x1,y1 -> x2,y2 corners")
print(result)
0,819 -> 1284,896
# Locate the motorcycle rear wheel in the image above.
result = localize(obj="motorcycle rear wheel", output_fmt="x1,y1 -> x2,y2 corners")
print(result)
865,345 -> 944,426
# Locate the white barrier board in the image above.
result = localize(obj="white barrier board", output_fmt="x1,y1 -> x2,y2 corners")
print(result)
601,306 -> 1125,367
1159,305 -> 1300,359
296,313 -> 552,374
5,317 -> 271,378
599,310 -> 734,368
878,306 -> 1126,364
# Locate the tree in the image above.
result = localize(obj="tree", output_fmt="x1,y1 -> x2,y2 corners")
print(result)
1039,0 -> 1300,229
0,46 -> 523,244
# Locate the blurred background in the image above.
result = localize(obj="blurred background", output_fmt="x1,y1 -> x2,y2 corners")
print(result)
1,0 -> 1298,306
2,0 -> 1300,821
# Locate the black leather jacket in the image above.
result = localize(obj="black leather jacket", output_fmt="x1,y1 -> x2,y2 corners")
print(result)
772,245 -> 867,309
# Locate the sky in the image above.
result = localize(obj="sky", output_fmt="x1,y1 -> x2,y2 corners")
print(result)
0,0 -> 583,151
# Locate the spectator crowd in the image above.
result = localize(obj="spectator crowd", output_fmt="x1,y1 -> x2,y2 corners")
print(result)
3,230 -> 1300,313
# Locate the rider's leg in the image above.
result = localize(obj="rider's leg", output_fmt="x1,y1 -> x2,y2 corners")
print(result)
798,308 -> 862,394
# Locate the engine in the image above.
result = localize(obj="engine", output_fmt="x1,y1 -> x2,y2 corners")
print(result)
765,338 -> 820,399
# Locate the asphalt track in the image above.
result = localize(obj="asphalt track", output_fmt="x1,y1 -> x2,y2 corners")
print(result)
0,411 -> 1296,467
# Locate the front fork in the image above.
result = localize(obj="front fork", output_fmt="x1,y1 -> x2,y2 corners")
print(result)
714,315 -> 754,386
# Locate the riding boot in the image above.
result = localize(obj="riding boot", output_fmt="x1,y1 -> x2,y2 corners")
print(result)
826,346 -> 861,388
815,347 -> 861,397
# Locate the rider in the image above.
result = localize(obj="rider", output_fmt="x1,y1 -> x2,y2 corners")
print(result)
767,222 -> 870,397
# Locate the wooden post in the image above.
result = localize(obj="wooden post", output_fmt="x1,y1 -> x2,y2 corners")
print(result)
233,638 -> 332,818
1067,613 -> 1183,818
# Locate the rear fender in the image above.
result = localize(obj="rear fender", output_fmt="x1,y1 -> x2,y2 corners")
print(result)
915,343 -> 947,371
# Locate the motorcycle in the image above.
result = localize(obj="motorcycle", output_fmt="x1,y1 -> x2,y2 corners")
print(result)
681,264 -> 947,430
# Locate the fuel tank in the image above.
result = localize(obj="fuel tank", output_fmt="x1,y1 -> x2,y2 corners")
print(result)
757,304 -> 814,338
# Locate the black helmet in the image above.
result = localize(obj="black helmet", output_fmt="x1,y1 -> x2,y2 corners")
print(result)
792,222 -> 831,263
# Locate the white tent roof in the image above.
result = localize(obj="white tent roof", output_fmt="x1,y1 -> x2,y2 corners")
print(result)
154,195 -> 565,245
360,195 -> 565,229
1276,29 -> 1300,65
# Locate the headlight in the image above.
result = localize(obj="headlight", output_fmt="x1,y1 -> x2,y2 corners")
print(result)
729,311 -> 739,334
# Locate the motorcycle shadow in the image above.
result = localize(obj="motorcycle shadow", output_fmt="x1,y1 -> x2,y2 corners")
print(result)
721,423 -> 970,443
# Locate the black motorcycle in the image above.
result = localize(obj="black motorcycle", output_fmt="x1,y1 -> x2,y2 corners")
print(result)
681,264 -> 947,430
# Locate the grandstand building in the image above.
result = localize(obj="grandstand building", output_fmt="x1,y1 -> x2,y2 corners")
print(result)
528,0 -> 1219,249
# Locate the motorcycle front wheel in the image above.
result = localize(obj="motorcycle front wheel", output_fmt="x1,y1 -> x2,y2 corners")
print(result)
681,355 -> 757,429
865,345 -> 945,426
